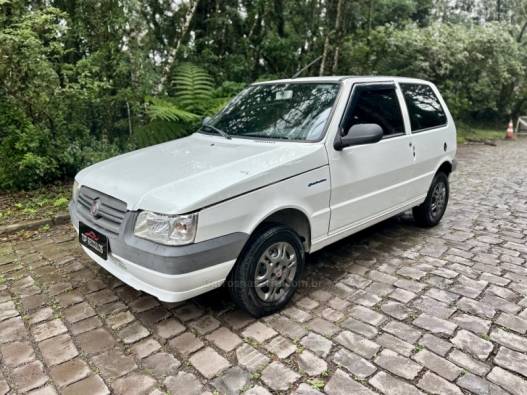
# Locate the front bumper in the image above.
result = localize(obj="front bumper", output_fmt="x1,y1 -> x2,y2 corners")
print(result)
69,201 -> 247,302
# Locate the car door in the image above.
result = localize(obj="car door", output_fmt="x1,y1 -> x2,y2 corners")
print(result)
328,82 -> 415,234
398,82 -> 451,198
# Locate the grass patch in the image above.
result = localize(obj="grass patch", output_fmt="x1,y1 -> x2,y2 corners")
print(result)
457,126 -> 504,144
0,181 -> 71,226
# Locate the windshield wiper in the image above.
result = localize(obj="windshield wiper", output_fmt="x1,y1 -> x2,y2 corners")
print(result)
200,124 -> 231,140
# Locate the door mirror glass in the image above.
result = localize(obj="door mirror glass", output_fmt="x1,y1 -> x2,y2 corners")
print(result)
334,123 -> 383,150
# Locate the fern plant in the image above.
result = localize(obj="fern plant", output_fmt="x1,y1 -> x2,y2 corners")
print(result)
172,63 -> 214,113
139,64 -> 243,148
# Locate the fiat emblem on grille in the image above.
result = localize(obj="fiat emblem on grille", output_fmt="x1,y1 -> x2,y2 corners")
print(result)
90,198 -> 101,218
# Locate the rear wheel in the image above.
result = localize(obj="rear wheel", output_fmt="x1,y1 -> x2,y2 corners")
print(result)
413,171 -> 449,227
228,225 -> 305,317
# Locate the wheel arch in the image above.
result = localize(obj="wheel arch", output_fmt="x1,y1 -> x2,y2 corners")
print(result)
247,207 -> 312,253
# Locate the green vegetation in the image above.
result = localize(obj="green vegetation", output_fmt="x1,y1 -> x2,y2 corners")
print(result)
0,182 -> 70,226
457,126 -> 506,144
1,0 -> 526,190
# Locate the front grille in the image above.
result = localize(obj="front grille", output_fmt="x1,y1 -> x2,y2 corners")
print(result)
77,186 -> 127,235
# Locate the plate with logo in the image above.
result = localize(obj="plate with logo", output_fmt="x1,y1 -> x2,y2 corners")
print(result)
79,222 -> 108,260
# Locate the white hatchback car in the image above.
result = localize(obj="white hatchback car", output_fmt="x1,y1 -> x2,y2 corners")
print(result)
70,76 -> 456,316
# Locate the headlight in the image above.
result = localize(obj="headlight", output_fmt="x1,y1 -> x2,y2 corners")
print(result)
134,211 -> 198,246
72,180 -> 80,202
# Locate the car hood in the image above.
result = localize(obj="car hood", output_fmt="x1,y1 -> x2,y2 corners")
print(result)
76,133 -> 328,214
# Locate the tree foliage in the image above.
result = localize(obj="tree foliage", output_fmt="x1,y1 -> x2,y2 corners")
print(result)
1,0 -> 526,189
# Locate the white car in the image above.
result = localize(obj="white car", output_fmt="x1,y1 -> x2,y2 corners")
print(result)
70,76 -> 456,316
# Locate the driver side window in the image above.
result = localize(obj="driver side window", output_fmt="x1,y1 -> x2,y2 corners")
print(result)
342,85 -> 405,137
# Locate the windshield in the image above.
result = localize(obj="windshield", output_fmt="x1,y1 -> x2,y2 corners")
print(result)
205,83 -> 340,142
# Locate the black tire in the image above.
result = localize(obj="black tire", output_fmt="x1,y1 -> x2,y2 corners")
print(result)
413,171 -> 449,227
227,225 -> 305,317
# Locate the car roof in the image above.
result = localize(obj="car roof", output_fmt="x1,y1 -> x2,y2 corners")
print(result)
252,76 -> 432,85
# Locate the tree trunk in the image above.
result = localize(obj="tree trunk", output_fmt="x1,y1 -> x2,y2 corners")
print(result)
319,35 -> 330,75
518,20 -> 527,43
332,0 -> 344,74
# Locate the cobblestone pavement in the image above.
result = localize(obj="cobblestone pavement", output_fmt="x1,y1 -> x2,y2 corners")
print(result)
2,139 -> 527,395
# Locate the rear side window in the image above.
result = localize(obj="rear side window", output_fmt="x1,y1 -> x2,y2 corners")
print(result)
343,85 -> 404,137
400,83 -> 447,132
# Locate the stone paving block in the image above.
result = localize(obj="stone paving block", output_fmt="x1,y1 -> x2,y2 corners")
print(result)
283,306 -> 312,322
70,316 -> 102,335
264,335 -> 296,358
154,318 -> 185,339
189,346 -> 230,378
293,383 -> 323,395
324,369 -> 375,395
307,317 -> 339,337
374,349 -> 422,380
297,350 -> 327,376
495,312 -> 527,334
332,347 -> 377,378
321,307 -> 344,322
457,297 -> 496,319
300,332 -> 333,358
494,346 -> 527,378
412,296 -> 456,319
168,331 -> 204,355
39,333 -> 79,366
164,372 -> 203,395
487,366 -> 527,395
62,375 -> 109,395
335,330 -> 380,359
376,333 -> 414,357
106,311 -> 135,330
63,302 -> 96,323
189,314 -> 221,335
448,349 -> 490,376
142,352 -> 181,377
77,328 -> 115,354
490,327 -> 527,352
50,358 -> 91,388
111,373 -> 156,395
369,371 -> 423,395
32,318 -> 67,341
413,349 -> 463,381
418,333 -> 452,356
0,341 -> 35,367
383,320 -> 422,343
296,296 -> 319,310
269,315 -> 307,340
0,316 -> 27,343
12,360 -> 48,392
129,295 -> 159,313
212,366 -> 250,395
261,361 -> 300,391
340,317 -> 378,338
452,313 -> 491,335
389,288 -> 417,303
451,329 -> 494,360
235,343 -> 270,372
241,321 -> 277,343
130,337 -> 161,359
206,326 -> 242,352
118,322 -> 149,344
457,373 -> 507,395
417,371 -> 463,395
29,307 -> 53,325
92,350 -> 137,379
349,305 -> 386,326
413,313 -> 457,336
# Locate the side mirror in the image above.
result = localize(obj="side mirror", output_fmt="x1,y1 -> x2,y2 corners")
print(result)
334,123 -> 383,150
202,116 -> 211,125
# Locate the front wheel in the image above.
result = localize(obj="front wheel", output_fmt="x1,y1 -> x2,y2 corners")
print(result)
227,225 -> 305,317
413,171 -> 449,227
